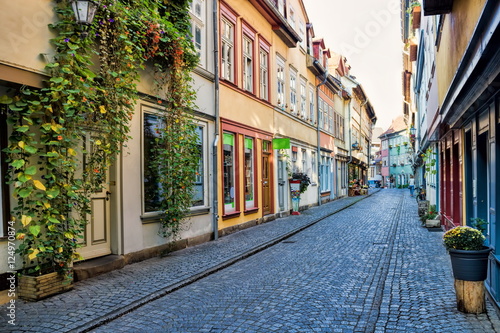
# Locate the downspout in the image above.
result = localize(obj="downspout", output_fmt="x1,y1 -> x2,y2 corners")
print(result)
316,63 -> 328,206
359,99 -> 367,183
212,0 -> 220,241
347,98 -> 353,178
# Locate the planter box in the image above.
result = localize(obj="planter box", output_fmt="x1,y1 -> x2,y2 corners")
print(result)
18,271 -> 73,301
426,219 -> 441,228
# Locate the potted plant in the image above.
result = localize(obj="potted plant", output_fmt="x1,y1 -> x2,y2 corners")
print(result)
289,172 -> 311,215
291,172 -> 311,194
443,223 -> 491,313
443,225 -> 491,282
419,205 -> 438,227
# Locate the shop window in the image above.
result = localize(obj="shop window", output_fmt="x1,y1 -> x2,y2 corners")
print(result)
192,126 -> 205,207
143,112 -> 165,213
223,132 -> 236,213
244,137 -> 255,209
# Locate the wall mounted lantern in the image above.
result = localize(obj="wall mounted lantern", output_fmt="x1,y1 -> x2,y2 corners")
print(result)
70,0 -> 101,36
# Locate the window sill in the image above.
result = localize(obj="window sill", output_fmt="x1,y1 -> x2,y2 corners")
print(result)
244,207 -> 259,215
222,211 -> 241,220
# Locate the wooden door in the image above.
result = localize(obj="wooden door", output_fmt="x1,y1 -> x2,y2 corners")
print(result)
262,153 -> 271,215
77,134 -> 112,260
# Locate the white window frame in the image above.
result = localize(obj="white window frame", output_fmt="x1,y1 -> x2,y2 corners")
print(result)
309,84 -> 315,122
189,0 -> 206,67
192,123 -> 209,208
290,68 -> 297,114
243,35 -> 253,92
300,78 -> 306,118
221,17 -> 234,83
259,46 -> 269,101
299,19 -> 306,50
288,5 -> 296,30
277,55 -> 286,109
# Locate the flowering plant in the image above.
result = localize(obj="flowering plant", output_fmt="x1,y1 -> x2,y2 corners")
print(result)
443,226 -> 485,251
291,172 -> 311,193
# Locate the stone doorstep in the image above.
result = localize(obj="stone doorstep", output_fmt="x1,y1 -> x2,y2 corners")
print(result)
73,255 -> 126,282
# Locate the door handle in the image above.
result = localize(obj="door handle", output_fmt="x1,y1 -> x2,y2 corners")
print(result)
106,191 -> 111,201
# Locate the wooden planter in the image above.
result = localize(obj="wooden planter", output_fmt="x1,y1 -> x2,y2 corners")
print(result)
425,218 -> 440,228
18,271 -> 73,301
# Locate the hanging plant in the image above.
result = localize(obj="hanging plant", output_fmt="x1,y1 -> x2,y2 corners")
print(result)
2,0 -> 199,275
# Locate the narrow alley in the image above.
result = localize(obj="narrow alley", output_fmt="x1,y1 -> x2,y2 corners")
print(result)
3,189 -> 500,332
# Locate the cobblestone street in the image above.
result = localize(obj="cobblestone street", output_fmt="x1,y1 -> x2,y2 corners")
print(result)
2,189 -> 500,332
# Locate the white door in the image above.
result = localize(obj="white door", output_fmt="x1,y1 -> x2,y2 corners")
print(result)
77,134 -> 112,260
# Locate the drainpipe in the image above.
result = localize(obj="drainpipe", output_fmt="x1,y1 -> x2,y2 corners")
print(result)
316,63 -> 328,206
212,0 -> 220,241
347,98 -> 353,179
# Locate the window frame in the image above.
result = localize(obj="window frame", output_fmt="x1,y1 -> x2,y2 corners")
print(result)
242,35 -> 254,92
189,0 -> 206,68
300,77 -> 306,118
220,7 -> 236,83
259,40 -> 270,101
309,84 -> 315,122
223,131 -> 238,215
276,55 -> 286,109
289,67 -> 297,114
244,136 -> 256,210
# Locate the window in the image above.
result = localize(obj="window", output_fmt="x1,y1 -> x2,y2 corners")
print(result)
340,161 -> 347,189
277,0 -> 285,16
243,36 -> 253,92
339,116 -> 345,140
328,105 -> 333,133
244,137 -> 255,209
300,78 -> 306,118
289,68 -> 297,114
221,17 -> 234,82
311,151 -> 316,182
192,126 -> 204,207
143,112 -> 165,213
301,149 -> 307,173
259,47 -> 269,100
189,0 -> 205,67
318,98 -> 324,128
320,155 -> 331,193
277,55 -> 285,108
288,6 -> 296,29
309,85 -> 315,122
299,20 -> 306,50
223,132 -> 236,213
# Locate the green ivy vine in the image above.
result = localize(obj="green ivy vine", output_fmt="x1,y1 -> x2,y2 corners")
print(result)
2,0 -> 199,275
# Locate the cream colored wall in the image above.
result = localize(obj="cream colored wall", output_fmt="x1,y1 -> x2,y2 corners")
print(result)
121,97 -> 214,254
436,0 -> 486,104
0,0 -> 56,73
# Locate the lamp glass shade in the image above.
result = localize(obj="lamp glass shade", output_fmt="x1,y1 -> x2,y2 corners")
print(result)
71,0 -> 99,25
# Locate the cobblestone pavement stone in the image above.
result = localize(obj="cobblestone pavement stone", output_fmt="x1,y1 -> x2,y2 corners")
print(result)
2,189 -> 500,332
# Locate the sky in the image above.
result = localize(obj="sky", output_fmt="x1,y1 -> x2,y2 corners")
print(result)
302,0 -> 404,131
